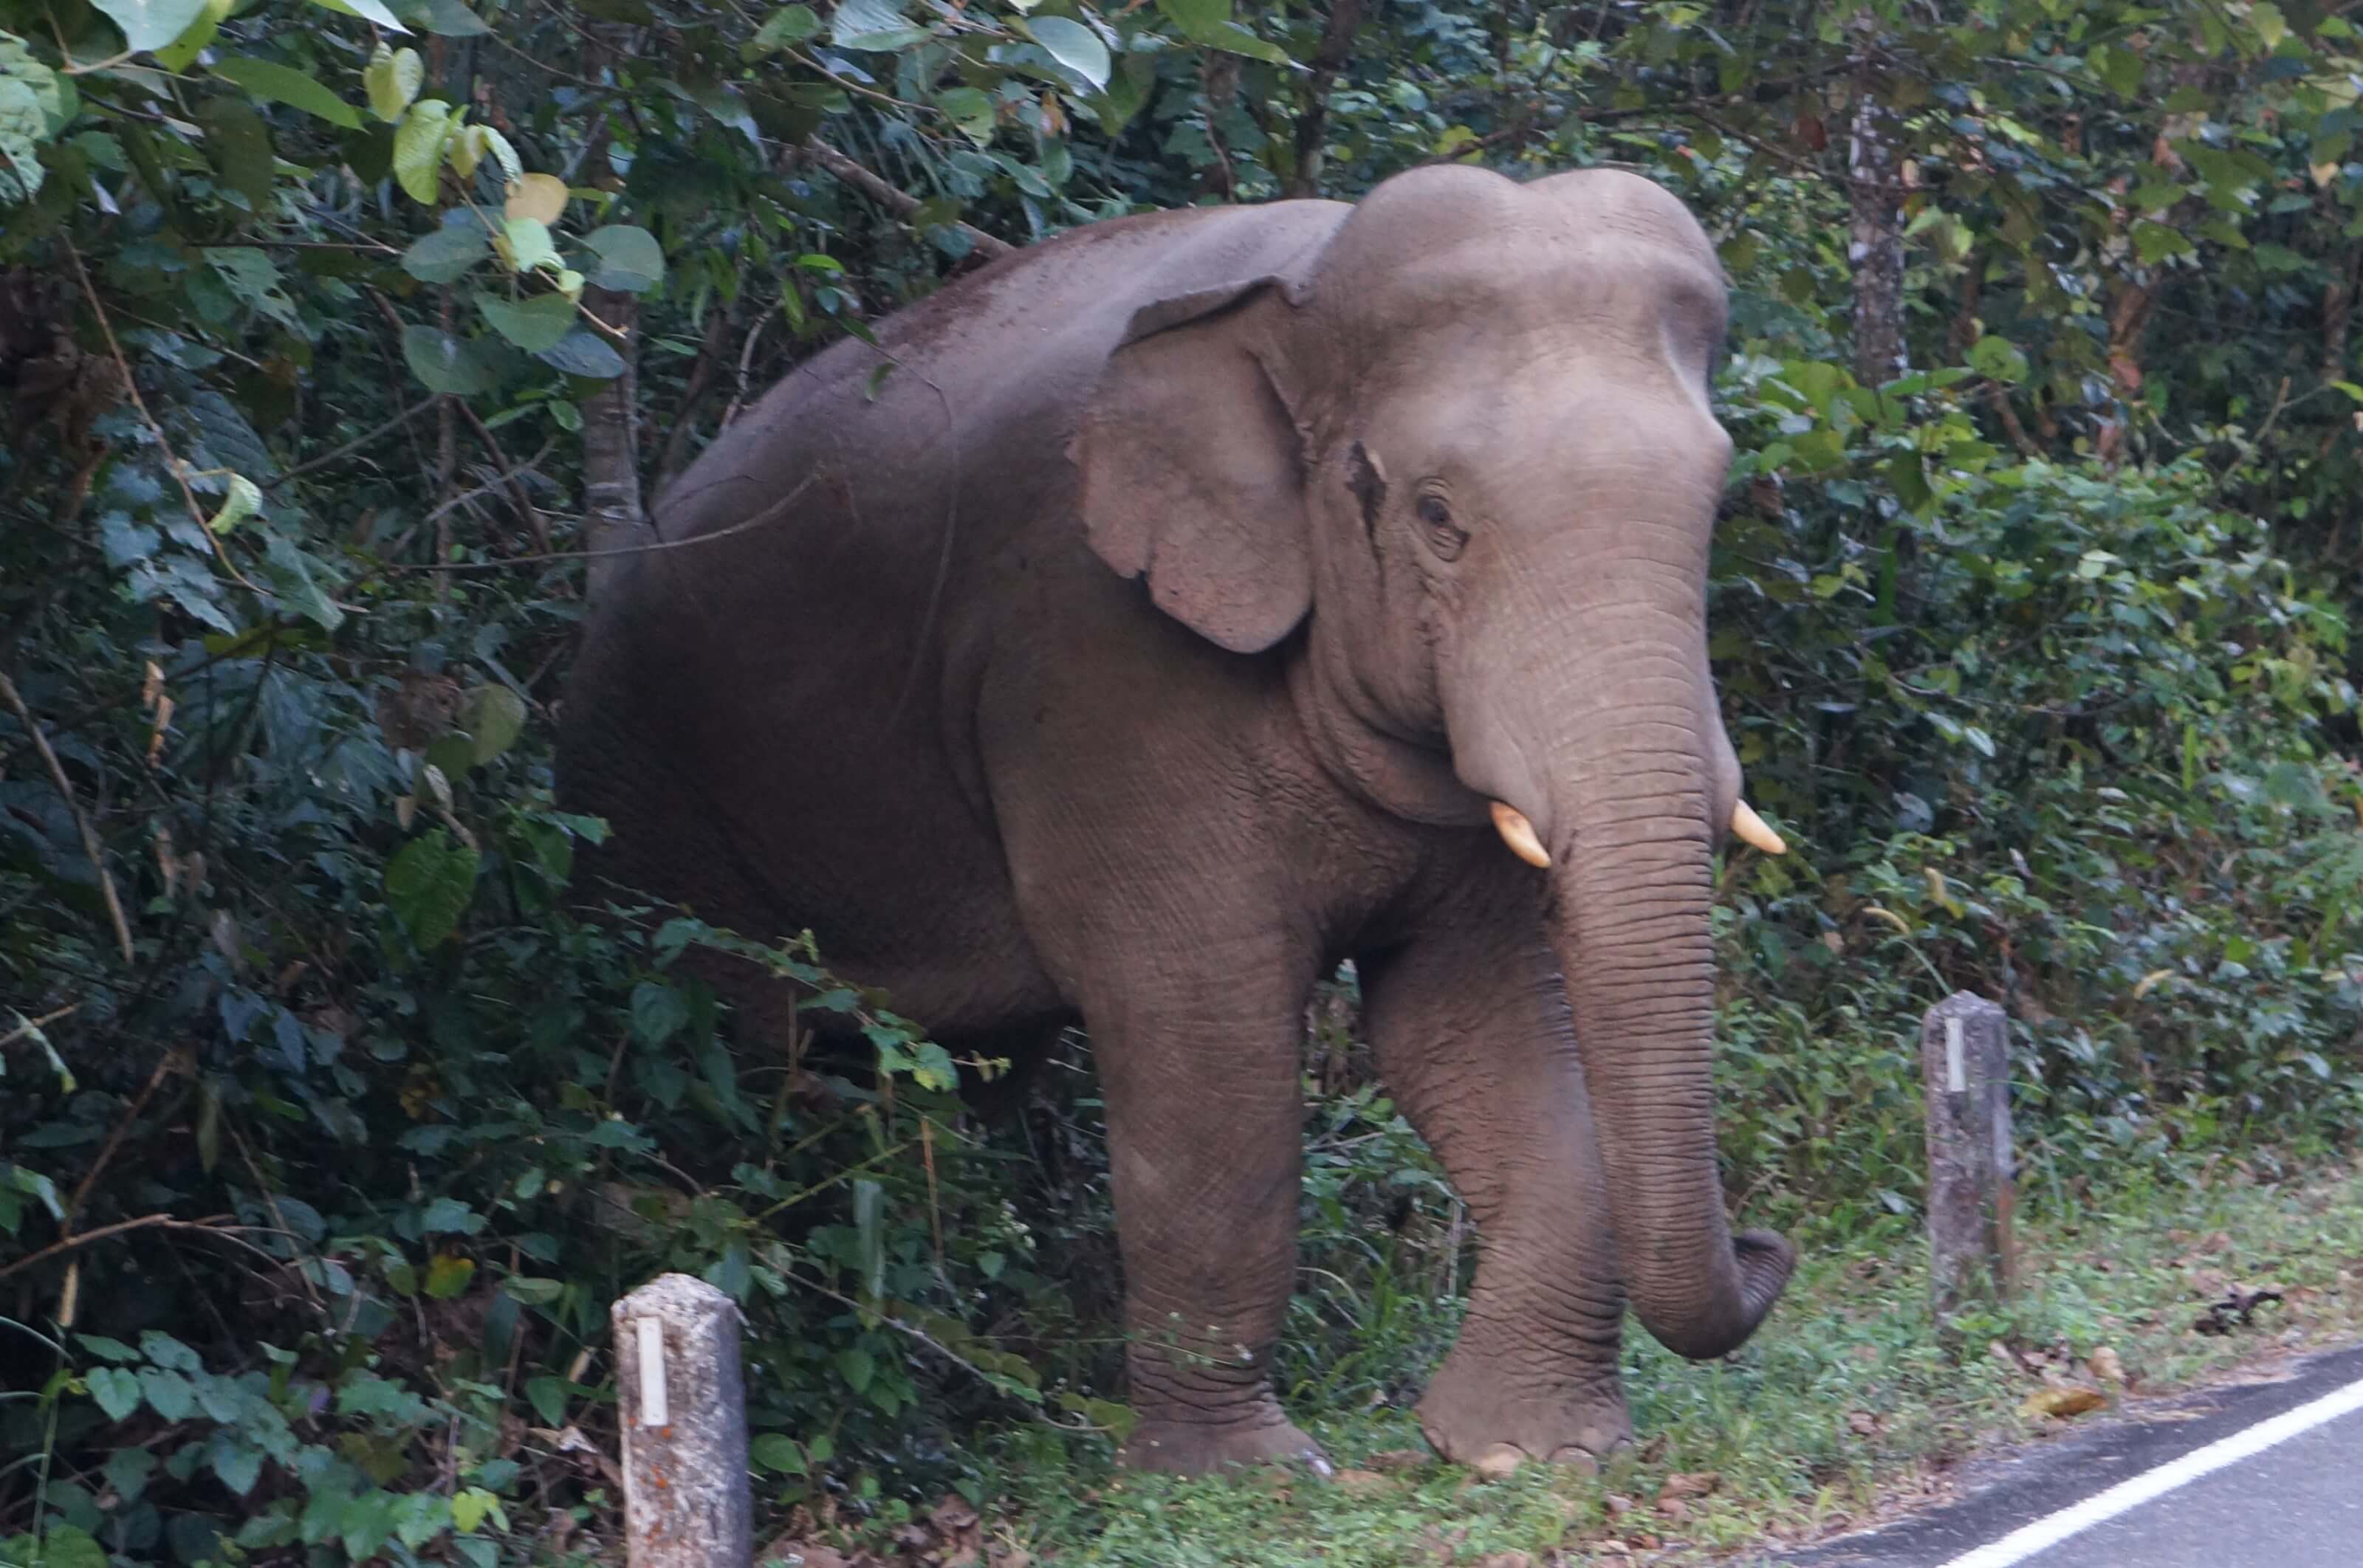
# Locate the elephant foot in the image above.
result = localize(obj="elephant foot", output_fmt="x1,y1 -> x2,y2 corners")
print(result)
1117,1411 -> 1334,1478
1415,1358 -> 1632,1476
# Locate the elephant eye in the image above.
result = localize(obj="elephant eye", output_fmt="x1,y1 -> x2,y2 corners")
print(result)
1416,487 -> 1467,561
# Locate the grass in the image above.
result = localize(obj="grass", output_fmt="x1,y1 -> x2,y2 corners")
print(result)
970,1158 -> 2363,1567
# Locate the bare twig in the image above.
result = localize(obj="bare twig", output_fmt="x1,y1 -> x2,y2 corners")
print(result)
383,475 -> 814,572
60,236 -> 265,594
455,399 -> 556,556
64,1051 -> 183,1227
802,137 -> 1015,260
0,670 -> 133,963
0,1003 -> 78,1051
0,1214 -> 237,1283
265,398 -> 441,490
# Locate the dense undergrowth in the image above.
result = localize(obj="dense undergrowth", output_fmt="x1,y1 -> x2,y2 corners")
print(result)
7,1 -> 2363,1564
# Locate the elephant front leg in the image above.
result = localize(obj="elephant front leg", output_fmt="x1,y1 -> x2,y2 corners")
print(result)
1361,871 -> 1631,1471
1084,966 -> 1330,1476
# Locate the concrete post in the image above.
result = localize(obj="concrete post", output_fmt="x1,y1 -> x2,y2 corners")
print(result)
614,1273 -> 751,1568
1921,991 -> 2016,1324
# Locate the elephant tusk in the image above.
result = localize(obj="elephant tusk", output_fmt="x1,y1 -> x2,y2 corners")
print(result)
1731,799 -> 1786,856
1489,802 -> 1551,868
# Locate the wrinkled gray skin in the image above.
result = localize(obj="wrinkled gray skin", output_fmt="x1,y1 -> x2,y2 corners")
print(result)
558,165 -> 1794,1476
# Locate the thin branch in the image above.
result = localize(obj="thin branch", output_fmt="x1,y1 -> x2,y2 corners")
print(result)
264,398 -> 442,490
1,1003 -> 78,1050
0,670 -> 133,963
456,398 -> 556,556
0,1214 -> 237,1283
801,137 -> 1015,260
383,474 -> 814,572
61,237 -> 267,594
64,1051 -> 182,1226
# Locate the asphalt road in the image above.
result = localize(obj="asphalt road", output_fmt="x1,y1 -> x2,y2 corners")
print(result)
1771,1342 -> 2363,1568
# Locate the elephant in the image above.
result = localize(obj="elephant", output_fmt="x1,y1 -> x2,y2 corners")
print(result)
556,162 -> 1796,1477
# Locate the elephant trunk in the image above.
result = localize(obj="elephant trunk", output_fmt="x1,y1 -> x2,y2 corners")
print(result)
1543,732 -> 1792,1360
1451,606 -> 1794,1361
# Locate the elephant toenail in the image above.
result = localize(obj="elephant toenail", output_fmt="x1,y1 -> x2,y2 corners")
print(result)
1471,1444 -> 1525,1481
1302,1451 -> 1336,1479
1546,1445 -> 1602,1475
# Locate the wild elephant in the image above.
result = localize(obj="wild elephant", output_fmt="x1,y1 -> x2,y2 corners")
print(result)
558,163 -> 1794,1476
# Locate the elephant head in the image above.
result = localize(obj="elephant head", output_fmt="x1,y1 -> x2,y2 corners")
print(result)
1071,165 -> 1793,1361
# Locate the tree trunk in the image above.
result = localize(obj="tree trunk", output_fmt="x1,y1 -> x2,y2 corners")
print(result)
580,285 -> 643,602
1847,24 -> 1906,388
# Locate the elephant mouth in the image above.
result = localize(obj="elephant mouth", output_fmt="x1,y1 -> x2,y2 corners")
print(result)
1485,798 -> 1787,867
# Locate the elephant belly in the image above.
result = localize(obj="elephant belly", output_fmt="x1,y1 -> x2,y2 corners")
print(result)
558,603 -> 1066,1045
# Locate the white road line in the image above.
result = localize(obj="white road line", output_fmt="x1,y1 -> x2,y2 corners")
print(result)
1935,1372 -> 2363,1568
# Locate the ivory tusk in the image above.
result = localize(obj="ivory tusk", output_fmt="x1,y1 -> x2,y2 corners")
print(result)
1732,799 -> 1787,856
1489,802 -> 1551,868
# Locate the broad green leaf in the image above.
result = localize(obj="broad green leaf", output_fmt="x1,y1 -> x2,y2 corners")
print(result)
139,1366 -> 196,1421
525,1375 -> 566,1426
450,122 -> 516,182
86,1366 -> 142,1420
0,78 -> 45,204
90,0 -> 209,52
2252,1 -> 2289,49
1966,334 -> 2027,385
1021,16 -> 1111,90
210,1440 -> 262,1496
205,473 -> 261,534
400,323 -> 503,393
630,979 -> 689,1045
1156,1 -> 1289,63
831,0 -> 927,49
207,247 -> 301,329
0,1527 -> 106,1568
383,830 -> 479,946
391,0 -> 491,34
936,86 -> 997,145
754,4 -> 821,49
402,224 -> 487,284
498,215 -> 560,274
154,0 -> 232,72
366,45 -> 425,124
501,1275 -> 562,1304
306,0 -> 410,29
583,224 -> 664,292
196,95 -> 274,209
465,684 -> 525,762
750,1433 -> 807,1474
538,326 -> 625,378
210,57 -> 362,129
393,99 -> 455,204
451,1488 -> 504,1533
504,171 -> 567,224
2131,219 -> 2195,265
104,1447 -> 158,1504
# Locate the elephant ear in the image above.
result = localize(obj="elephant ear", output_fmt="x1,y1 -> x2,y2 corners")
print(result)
1071,277 -> 1314,655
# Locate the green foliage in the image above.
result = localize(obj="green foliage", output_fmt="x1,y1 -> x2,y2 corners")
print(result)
5,0 -> 2363,1558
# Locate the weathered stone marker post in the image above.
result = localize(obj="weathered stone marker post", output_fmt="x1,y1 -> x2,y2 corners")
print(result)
614,1273 -> 751,1568
1921,991 -> 2016,1325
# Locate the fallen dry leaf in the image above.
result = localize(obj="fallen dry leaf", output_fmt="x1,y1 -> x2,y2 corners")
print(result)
1659,1471 -> 1721,1501
1848,1410 -> 1881,1435
1332,1468 -> 1390,1493
1367,1448 -> 1430,1472
2089,1347 -> 2126,1384
2020,1385 -> 2107,1420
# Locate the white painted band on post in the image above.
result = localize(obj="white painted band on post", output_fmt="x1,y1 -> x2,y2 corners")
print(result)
635,1316 -> 668,1428
1944,1012 -> 1966,1093
1935,1373 -> 2363,1568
